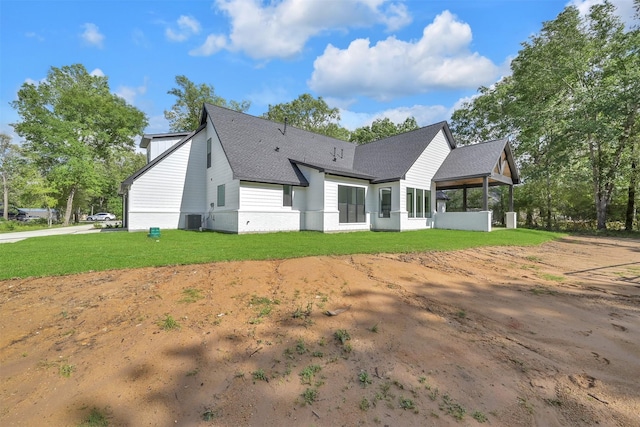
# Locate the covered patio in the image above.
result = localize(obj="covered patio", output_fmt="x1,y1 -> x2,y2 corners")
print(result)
432,138 -> 520,232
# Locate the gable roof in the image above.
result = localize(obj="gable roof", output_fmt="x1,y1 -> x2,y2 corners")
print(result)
120,125 -> 205,192
122,104 -> 517,194
204,104 -> 356,186
432,138 -> 520,188
353,121 -> 456,183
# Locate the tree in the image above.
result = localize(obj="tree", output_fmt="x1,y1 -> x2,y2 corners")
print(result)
263,93 -> 350,140
451,2 -> 639,230
11,64 -> 147,225
164,75 -> 251,132
0,133 -> 20,220
350,117 -> 419,144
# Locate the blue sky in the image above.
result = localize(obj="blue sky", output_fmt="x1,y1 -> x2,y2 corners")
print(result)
0,0 -> 635,143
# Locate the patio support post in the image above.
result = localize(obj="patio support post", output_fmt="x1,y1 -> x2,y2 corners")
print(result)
463,187 -> 467,212
509,185 -> 514,212
482,176 -> 489,211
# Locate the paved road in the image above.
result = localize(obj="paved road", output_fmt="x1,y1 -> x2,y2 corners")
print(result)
0,223 -> 104,244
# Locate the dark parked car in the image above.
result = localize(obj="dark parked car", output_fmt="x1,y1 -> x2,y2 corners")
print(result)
16,211 -> 37,221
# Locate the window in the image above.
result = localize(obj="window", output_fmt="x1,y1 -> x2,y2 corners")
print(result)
407,188 -> 414,218
338,185 -> 365,223
207,138 -> 212,168
283,185 -> 292,207
406,187 -> 432,218
379,187 -> 391,218
217,184 -> 225,207
425,190 -> 431,217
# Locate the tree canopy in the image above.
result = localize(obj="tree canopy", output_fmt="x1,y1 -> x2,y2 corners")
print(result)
350,117 -> 419,144
263,93 -> 350,140
451,2 -> 639,230
164,75 -> 251,132
11,64 -> 148,225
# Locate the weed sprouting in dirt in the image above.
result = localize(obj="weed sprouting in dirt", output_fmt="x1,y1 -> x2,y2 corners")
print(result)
358,371 -> 372,387
359,397 -> 371,411
78,407 -> 108,427
252,369 -> 268,382
292,302 -> 313,319
369,323 -> 379,333
399,397 -> 415,410
295,339 -> 307,354
160,314 -> 180,330
301,388 -> 318,405
472,410 -> 488,422
334,329 -> 351,344
202,408 -> 220,421
179,288 -> 203,303
440,393 -> 466,420
299,365 -> 322,385
59,363 -> 74,378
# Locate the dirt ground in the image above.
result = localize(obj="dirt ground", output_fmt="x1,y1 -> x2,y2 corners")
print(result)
1,235 -> 639,427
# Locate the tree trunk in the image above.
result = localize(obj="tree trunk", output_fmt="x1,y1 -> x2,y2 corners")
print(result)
595,193 -> 607,230
63,186 -> 76,226
2,171 -> 7,221
625,153 -> 637,231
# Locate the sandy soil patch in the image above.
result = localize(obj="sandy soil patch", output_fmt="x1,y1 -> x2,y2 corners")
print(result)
1,235 -> 639,426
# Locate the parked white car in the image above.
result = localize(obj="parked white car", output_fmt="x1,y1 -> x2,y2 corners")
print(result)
87,212 -> 116,221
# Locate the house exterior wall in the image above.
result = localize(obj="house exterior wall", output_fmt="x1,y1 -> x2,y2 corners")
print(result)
298,165 -> 325,231
237,181 -> 300,233
434,211 -> 492,232
147,136 -> 185,162
323,175 -> 370,232
400,129 -> 452,231
204,120 -> 238,233
128,133 -> 206,231
369,182 -> 401,231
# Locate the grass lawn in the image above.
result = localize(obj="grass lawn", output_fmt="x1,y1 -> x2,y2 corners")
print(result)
0,228 -> 562,280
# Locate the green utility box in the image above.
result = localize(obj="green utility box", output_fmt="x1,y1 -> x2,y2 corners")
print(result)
148,227 -> 161,238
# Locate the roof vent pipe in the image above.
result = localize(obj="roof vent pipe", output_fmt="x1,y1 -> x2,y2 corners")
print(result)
279,117 -> 288,136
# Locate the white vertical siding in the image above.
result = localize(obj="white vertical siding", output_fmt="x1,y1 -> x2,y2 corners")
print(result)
400,130 -> 452,231
128,135 -> 206,231
148,136 -> 185,162
204,119 -> 238,231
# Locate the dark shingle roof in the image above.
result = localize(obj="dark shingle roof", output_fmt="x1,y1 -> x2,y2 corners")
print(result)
123,105 -> 519,194
353,121 -> 455,183
205,104 -> 356,186
433,138 -> 519,184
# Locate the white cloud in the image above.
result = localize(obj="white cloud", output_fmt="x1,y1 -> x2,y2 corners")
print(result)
132,29 -> 149,47
165,15 -> 201,42
80,23 -> 104,48
115,78 -> 148,104
89,68 -> 105,77
568,0 -> 637,26
203,0 -> 412,59
25,31 -> 44,42
309,11 -> 499,101
189,34 -> 227,56
340,104 -> 450,130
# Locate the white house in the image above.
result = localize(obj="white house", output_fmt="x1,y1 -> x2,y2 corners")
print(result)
120,104 -> 520,233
